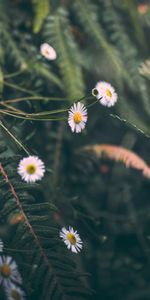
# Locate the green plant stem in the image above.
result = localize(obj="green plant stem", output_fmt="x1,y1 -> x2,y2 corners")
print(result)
0,120 -> 30,154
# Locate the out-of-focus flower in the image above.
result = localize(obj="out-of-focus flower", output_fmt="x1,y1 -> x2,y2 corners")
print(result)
20,63 -> 28,71
9,213 -> 25,226
40,43 -> 57,60
137,3 -> 148,14
92,81 -> 118,107
4,282 -> 26,300
68,102 -> 88,133
0,256 -> 22,285
60,226 -> 83,253
18,156 -> 45,183
139,59 -> 150,78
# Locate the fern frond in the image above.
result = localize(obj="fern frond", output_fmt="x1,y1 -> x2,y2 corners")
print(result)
30,61 -> 63,89
0,49 -> 4,97
0,153 -> 92,300
33,0 -> 50,33
43,8 -> 85,99
101,0 -> 150,116
32,0 -> 50,33
73,0 -> 126,82
83,144 -> 150,179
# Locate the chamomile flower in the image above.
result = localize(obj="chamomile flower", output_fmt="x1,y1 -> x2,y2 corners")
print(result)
92,81 -> 118,107
68,102 -> 88,133
0,256 -> 22,285
60,226 -> 83,253
17,156 -> 45,183
0,239 -> 4,252
4,282 -> 26,300
40,43 -> 57,60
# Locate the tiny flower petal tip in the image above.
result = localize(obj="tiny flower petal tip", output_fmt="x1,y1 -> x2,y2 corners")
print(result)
60,226 -> 83,253
68,102 -> 88,133
92,81 -> 118,107
40,43 -> 57,60
17,156 -> 45,183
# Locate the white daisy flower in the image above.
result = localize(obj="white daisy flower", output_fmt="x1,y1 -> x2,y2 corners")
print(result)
60,226 -> 83,253
0,239 -> 4,252
68,102 -> 88,133
17,156 -> 45,183
92,81 -> 118,107
0,255 -> 22,285
40,43 -> 57,60
4,282 -> 26,300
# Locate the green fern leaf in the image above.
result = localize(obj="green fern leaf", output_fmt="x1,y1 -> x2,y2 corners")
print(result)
43,8 -> 85,99
32,0 -> 50,33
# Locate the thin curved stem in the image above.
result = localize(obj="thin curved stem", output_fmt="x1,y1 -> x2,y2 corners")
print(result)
0,120 -> 30,155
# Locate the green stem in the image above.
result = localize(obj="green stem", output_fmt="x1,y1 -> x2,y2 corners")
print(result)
0,120 -> 30,155
2,80 -> 38,96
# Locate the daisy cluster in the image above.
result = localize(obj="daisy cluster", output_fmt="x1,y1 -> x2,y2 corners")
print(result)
68,81 -> 118,133
40,43 -> 118,133
17,156 -> 83,253
0,239 -> 26,300
16,47 -> 118,259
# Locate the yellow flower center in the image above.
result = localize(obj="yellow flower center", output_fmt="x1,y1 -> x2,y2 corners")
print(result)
1,264 -> 11,277
73,112 -> 82,124
66,233 -> 76,245
11,290 -> 21,300
44,49 -> 50,56
26,164 -> 36,174
106,89 -> 112,98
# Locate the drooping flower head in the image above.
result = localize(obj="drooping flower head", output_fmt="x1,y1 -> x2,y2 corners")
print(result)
60,226 -> 83,253
18,156 -> 45,183
0,256 -> 22,285
4,282 -> 26,300
92,81 -> 118,107
68,102 -> 88,133
40,43 -> 57,60
0,239 -> 4,253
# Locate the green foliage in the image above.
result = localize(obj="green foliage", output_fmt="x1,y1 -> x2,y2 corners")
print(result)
32,0 -> 50,33
43,8 -> 85,99
1,0 -> 150,299
0,144 -> 92,300
99,0 -> 150,135
73,0 -> 126,83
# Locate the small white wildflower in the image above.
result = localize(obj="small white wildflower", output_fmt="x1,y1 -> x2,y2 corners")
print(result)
0,255 -> 22,285
4,282 -> 26,300
92,81 -> 118,107
0,239 -> 4,252
139,59 -> 150,78
40,43 -> 57,60
17,156 -> 45,183
60,226 -> 83,253
68,102 -> 88,133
